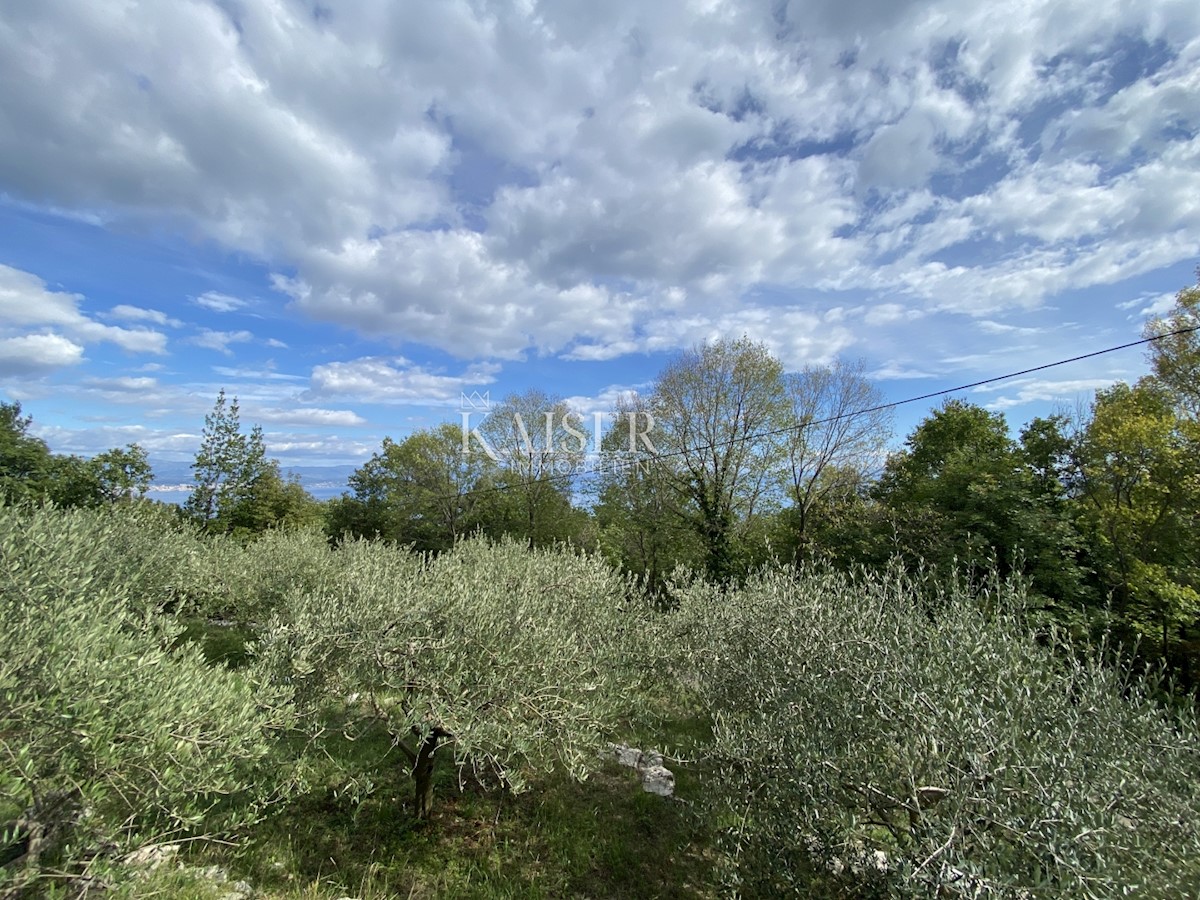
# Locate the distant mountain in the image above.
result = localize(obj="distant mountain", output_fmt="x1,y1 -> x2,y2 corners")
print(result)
144,460 -> 357,504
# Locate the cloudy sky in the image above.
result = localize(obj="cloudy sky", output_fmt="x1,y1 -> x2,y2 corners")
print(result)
1,0 -> 1198,473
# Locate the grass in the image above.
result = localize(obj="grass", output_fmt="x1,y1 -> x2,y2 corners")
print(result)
140,621 -> 715,897
177,617 -> 256,669
111,712 -> 717,900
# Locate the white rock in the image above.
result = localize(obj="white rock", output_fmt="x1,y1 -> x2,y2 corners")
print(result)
123,843 -> 181,870
640,764 -> 675,797
638,750 -> 664,770
613,744 -> 643,768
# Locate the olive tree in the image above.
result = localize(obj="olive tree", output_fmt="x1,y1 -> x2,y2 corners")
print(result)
257,536 -> 644,819
662,565 -> 1200,897
0,505 -> 295,893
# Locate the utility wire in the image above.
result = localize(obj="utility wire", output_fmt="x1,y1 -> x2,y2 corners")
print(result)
438,324 -> 1199,501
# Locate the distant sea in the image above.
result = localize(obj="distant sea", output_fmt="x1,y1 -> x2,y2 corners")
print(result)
143,461 -> 357,504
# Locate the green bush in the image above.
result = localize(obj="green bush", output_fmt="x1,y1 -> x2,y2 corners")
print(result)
665,565 -> 1200,897
257,535 -> 648,818
0,505 -> 295,893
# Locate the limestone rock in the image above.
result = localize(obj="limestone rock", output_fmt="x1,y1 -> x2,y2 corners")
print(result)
640,764 -> 675,797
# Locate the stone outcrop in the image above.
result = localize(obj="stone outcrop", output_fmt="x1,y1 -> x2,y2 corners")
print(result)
610,743 -> 676,797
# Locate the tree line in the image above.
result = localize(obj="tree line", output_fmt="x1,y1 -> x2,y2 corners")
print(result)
3,274 -> 1197,679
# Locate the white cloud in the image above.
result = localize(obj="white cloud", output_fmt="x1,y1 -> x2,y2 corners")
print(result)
190,328 -> 254,355
194,291 -> 247,312
109,304 -> 182,327
0,263 -> 168,356
0,333 -> 85,377
870,362 -> 940,380
255,407 -> 367,427
211,365 -> 303,381
1118,291 -> 1179,319
977,320 -> 1045,336
979,376 -> 1119,410
81,376 -> 159,392
30,423 -> 201,457
0,0 -> 1198,376
304,356 -> 501,405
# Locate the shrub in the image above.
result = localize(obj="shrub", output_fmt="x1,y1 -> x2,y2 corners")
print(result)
257,535 -> 647,818
665,565 -> 1200,897
0,505 -> 295,893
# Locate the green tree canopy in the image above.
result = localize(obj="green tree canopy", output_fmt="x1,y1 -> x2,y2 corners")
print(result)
1144,268 -> 1200,417
336,422 -> 497,550
1071,378 -> 1200,661
186,391 -> 315,535
646,336 -> 789,582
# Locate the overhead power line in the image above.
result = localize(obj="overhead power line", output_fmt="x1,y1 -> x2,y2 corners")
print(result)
436,324 -> 1200,502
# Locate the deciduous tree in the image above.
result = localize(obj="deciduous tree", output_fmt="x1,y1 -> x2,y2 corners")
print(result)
647,337 -> 789,583
781,359 -> 892,562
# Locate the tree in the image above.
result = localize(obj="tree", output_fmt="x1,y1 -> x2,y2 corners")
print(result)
780,359 -> 893,562
647,337 -> 789,583
185,391 -> 271,532
593,391 -> 701,593
336,423 -> 497,550
89,443 -> 154,502
874,399 -> 1083,603
0,401 -> 53,504
1144,268 -> 1200,417
663,562 -> 1200,897
477,390 -> 587,548
0,403 -> 154,509
1070,379 -> 1200,667
0,504 -> 294,891
258,536 -> 641,820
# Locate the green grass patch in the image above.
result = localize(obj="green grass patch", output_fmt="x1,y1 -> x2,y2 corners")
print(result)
177,617 -> 256,668
139,715 -> 718,900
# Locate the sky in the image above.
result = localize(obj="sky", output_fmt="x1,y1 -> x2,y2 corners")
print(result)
1,0 -> 1199,483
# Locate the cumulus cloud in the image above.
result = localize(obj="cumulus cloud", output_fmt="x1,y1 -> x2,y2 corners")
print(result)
0,333 -> 85,377
0,264 -> 167,366
304,356 -> 501,405
1,0 -> 1198,370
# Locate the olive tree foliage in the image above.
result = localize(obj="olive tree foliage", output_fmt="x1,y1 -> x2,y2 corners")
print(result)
256,536 -> 646,819
0,504 -> 295,893
781,359 -> 892,562
647,337 -> 790,583
659,566 -> 1200,897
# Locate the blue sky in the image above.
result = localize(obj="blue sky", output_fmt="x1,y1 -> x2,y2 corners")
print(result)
1,0 -> 1198,478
